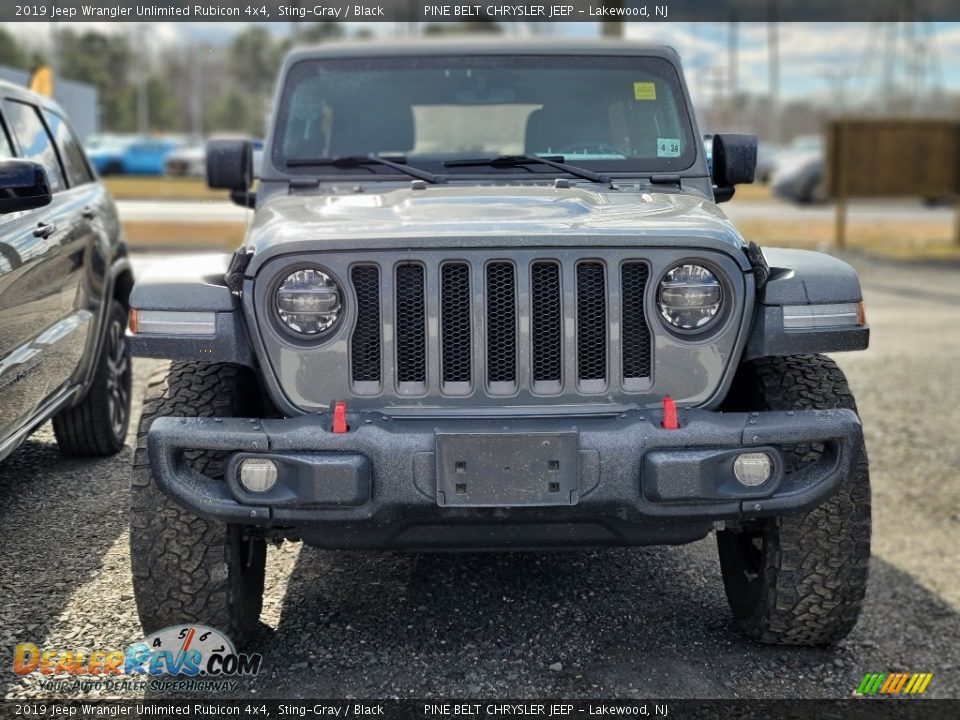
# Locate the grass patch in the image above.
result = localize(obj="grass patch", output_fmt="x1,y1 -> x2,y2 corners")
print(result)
737,218 -> 960,260
730,184 -> 773,201
122,220 -> 245,250
104,176 -> 226,201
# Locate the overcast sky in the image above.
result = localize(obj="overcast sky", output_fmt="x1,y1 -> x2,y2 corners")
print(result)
14,21 -> 960,104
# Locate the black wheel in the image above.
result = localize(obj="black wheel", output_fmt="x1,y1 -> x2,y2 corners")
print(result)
717,354 -> 871,645
53,300 -> 131,456
130,362 -> 266,646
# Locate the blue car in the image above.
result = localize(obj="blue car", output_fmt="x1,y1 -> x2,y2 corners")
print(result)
87,137 -> 182,176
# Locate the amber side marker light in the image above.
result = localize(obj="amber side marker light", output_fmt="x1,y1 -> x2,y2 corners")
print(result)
782,303 -> 863,329
126,310 -> 216,336
857,301 -> 867,327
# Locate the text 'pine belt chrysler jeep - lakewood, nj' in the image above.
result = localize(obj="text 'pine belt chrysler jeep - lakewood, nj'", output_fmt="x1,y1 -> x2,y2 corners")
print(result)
127,40 -> 871,648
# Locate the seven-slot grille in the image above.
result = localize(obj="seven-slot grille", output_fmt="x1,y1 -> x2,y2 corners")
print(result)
349,258 -> 652,397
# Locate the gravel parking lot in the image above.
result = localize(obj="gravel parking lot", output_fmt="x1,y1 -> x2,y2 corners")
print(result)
1,252 -> 958,700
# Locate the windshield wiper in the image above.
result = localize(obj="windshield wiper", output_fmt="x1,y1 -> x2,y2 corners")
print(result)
444,155 -> 611,185
286,155 -> 445,184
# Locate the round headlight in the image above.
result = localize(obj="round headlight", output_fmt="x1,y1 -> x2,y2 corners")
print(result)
276,268 -> 342,335
658,263 -> 723,331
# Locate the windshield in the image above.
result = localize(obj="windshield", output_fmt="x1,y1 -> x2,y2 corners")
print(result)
272,54 -> 698,177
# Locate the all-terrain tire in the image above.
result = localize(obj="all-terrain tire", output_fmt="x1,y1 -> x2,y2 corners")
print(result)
717,354 -> 871,645
53,300 -> 132,457
130,362 -> 266,646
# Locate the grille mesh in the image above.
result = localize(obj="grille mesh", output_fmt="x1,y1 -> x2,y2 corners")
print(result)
395,263 -> 426,384
440,263 -> 472,384
350,265 -> 381,383
347,256 -> 652,396
486,262 -> 517,384
531,262 -> 562,383
621,262 -> 652,380
576,262 -> 607,382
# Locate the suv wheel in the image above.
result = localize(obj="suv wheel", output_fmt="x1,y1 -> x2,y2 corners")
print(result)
53,300 -> 132,456
129,362 -> 266,646
717,354 -> 871,645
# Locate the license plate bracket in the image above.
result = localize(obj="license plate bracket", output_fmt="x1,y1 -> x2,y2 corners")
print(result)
436,432 -> 579,507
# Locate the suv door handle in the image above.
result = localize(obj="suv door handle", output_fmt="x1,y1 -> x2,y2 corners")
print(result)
33,222 -> 57,238
82,206 -> 97,219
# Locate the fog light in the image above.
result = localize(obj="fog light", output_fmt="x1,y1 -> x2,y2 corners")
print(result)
239,458 -> 278,493
733,452 -> 773,487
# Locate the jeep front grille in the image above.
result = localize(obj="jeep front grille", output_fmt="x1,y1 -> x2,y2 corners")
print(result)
621,262 -> 653,389
440,262 -> 472,391
530,261 -> 562,389
350,265 -> 381,384
348,255 -> 652,398
486,262 -> 518,389
576,261 -> 608,389
395,263 -> 427,387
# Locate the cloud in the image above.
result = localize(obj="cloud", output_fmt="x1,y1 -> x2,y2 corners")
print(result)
13,19 -> 960,102
625,21 -> 960,100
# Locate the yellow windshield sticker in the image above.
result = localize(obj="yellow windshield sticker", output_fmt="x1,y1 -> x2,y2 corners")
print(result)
634,82 -> 657,101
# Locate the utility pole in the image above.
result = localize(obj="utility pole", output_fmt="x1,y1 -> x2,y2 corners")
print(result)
728,16 -> 739,125
767,1 -> 780,143
727,17 -> 740,102
47,22 -> 59,80
602,22 -> 624,38
136,24 -> 149,135
190,45 -> 204,138
821,71 -> 850,116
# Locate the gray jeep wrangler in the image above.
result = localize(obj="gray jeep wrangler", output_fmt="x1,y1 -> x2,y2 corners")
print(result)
128,40 -> 870,647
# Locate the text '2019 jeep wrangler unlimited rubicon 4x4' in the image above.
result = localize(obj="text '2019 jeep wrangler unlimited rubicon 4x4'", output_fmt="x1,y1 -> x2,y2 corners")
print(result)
128,41 -> 870,647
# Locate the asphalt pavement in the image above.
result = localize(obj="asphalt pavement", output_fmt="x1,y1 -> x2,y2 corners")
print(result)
0,252 -> 958,700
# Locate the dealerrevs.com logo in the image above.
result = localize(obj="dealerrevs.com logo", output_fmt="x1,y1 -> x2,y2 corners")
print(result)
14,625 -> 261,693
855,672 -> 933,696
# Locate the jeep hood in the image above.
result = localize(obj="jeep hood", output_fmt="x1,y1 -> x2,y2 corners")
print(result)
245,184 -> 745,269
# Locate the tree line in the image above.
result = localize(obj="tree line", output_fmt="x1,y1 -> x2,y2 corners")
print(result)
0,24 -> 353,137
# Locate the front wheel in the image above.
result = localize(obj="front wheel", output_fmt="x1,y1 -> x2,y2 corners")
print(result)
717,355 -> 871,645
129,362 -> 266,646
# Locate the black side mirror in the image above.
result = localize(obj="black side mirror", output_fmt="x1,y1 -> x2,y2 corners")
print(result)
206,139 -> 253,192
0,160 -> 53,214
711,134 -> 757,203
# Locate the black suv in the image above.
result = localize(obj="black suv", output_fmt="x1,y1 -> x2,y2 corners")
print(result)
0,80 -> 133,462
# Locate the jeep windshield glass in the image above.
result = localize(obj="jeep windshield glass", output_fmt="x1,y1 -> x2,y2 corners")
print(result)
273,54 -> 698,178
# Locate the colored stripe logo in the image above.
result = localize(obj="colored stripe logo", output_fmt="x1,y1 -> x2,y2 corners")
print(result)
856,672 -> 933,695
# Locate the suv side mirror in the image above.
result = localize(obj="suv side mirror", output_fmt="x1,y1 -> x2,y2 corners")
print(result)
206,139 -> 253,192
711,134 -> 757,203
0,160 -> 53,214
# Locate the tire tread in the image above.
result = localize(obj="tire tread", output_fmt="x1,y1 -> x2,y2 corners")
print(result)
129,361 -> 265,644
718,354 -> 871,645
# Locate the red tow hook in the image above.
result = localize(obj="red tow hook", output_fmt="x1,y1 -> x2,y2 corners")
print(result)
332,400 -> 348,434
661,396 -> 679,430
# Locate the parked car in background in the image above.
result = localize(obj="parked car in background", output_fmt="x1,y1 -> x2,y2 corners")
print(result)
754,141 -> 783,184
88,136 -> 183,176
85,136 -> 132,175
0,80 -> 134,463
165,138 -> 264,178
771,135 -> 824,204
163,139 -> 205,177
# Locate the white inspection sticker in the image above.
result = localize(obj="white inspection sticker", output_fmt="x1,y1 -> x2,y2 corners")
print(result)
657,138 -> 682,158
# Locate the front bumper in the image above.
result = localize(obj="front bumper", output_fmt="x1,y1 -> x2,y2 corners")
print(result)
147,407 -> 863,550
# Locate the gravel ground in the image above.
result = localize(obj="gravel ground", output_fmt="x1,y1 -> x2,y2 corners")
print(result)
1,252 -> 958,700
